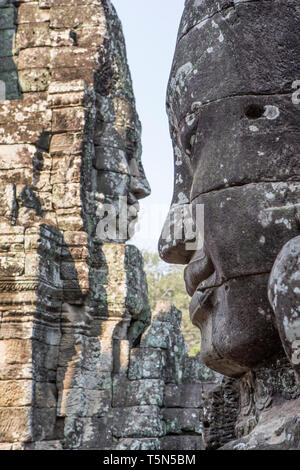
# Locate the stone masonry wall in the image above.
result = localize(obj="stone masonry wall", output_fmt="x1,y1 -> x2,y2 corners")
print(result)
112,299 -> 228,451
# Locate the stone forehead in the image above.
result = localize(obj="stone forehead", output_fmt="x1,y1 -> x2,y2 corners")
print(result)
178,0 -> 231,40
168,0 -> 300,123
178,0 -> 299,40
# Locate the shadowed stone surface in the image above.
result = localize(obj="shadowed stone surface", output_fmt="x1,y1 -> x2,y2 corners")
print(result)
0,0 -> 228,451
268,236 -> 300,378
159,0 -> 300,450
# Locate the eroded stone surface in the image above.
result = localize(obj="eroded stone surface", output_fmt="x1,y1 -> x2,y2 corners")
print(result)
159,0 -> 300,450
269,237 -> 300,377
0,0 -> 227,451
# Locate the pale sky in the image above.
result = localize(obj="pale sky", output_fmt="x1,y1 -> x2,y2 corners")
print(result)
112,0 -> 185,252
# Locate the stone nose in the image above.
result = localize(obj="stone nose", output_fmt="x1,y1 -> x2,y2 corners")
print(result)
158,202 -> 196,265
128,159 -> 151,202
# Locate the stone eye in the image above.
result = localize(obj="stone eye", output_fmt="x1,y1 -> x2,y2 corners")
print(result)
245,104 -> 264,119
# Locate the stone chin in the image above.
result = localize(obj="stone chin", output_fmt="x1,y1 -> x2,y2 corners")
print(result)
189,276 -> 283,378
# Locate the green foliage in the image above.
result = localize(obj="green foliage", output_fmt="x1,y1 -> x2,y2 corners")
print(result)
189,343 -> 201,357
142,250 -> 200,354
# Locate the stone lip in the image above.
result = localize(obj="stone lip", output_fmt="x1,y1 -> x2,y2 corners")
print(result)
184,248 -> 215,297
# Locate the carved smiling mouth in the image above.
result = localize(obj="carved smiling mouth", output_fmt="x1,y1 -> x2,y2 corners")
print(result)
184,248 -> 218,326
127,200 -> 140,220
184,248 -> 215,297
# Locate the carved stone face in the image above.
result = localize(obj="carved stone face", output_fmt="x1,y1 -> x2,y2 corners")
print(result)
159,0 -> 300,376
90,10 -> 151,242
93,94 -> 151,241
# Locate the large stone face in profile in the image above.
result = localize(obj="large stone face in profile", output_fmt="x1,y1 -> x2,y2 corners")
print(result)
159,0 -> 300,451
159,0 -> 300,377
0,0 -> 228,452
